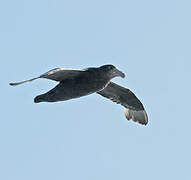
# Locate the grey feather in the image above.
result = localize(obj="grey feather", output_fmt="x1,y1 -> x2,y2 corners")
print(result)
97,82 -> 148,125
9,68 -> 84,86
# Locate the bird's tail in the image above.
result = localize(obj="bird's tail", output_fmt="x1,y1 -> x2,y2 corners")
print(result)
34,95 -> 45,103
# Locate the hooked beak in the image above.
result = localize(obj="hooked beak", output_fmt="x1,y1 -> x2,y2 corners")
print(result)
113,68 -> 125,78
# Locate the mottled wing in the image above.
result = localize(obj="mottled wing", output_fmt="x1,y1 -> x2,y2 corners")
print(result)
97,82 -> 148,125
9,68 -> 84,86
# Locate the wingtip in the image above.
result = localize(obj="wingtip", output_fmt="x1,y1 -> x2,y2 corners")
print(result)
9,81 -> 24,86
9,82 -> 17,86
125,108 -> 148,125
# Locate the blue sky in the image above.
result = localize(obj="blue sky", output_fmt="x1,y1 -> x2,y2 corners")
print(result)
1,0 -> 191,179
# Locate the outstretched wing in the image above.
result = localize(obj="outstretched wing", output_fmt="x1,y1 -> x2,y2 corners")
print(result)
97,82 -> 148,125
9,68 -> 84,86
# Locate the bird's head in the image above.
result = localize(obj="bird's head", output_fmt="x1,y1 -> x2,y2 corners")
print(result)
99,64 -> 125,79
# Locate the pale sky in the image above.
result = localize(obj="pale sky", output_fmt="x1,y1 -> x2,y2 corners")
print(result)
1,0 -> 191,179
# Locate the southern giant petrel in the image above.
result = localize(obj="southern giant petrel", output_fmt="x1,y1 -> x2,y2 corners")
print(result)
10,64 -> 148,125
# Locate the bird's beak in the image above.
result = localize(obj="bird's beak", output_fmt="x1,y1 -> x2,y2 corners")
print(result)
113,68 -> 125,78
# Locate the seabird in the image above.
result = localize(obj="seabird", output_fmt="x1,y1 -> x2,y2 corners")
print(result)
9,64 -> 148,125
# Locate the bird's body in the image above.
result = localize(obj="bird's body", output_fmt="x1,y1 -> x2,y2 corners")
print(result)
10,64 -> 148,125
35,68 -> 111,103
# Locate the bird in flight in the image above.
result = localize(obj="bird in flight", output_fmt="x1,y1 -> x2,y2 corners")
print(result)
10,64 -> 148,125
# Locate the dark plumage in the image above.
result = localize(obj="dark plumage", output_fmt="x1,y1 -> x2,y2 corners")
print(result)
10,64 -> 148,125
97,82 -> 148,125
